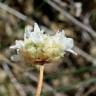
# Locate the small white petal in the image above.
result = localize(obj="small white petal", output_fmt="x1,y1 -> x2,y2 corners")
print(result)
64,38 -> 74,49
61,30 -> 65,36
10,40 -> 24,49
10,45 -> 16,49
34,23 -> 40,33
29,32 -> 43,43
67,49 -> 77,55
24,25 -> 33,39
40,29 -> 44,34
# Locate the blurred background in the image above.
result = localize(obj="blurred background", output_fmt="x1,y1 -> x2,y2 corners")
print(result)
0,0 -> 96,96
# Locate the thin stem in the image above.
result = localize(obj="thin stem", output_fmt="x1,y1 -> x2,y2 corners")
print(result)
35,65 -> 44,96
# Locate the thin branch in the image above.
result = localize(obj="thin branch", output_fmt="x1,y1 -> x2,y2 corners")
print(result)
45,0 -> 96,39
22,84 -> 35,95
56,78 -> 96,92
2,64 -> 27,96
0,2 -> 27,21
53,0 -> 68,8
83,86 -> 96,96
53,0 -> 75,9
74,47 -> 96,64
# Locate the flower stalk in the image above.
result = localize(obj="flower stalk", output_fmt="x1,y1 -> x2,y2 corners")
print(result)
36,65 -> 44,96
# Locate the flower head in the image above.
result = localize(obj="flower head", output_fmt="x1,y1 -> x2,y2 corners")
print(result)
10,23 -> 76,65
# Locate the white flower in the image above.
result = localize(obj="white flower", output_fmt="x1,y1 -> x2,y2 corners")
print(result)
10,23 -> 77,64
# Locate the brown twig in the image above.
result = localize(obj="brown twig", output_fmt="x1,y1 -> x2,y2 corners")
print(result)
35,65 -> 44,96
2,63 -> 27,96
0,2 -> 27,21
45,0 -> 96,39
83,86 -> 96,96
74,47 -> 96,64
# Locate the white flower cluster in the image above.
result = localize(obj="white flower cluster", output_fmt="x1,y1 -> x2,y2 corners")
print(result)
10,23 -> 76,63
